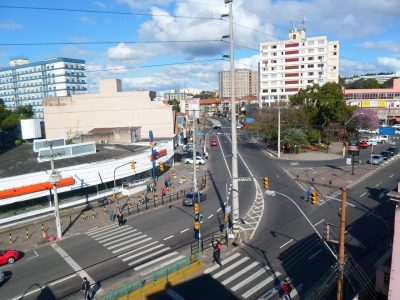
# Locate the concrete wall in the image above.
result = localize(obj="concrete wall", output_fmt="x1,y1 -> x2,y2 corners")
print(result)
43,79 -> 174,140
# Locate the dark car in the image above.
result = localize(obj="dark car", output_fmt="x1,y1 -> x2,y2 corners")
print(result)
183,192 -> 206,206
0,249 -> 21,265
213,125 -> 222,130
381,151 -> 391,160
387,147 -> 398,156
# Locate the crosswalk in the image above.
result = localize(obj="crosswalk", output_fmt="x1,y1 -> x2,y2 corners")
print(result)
87,223 -> 184,271
204,252 -> 301,299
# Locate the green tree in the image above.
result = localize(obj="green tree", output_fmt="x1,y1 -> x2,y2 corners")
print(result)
282,128 -> 308,153
167,99 -> 180,112
345,78 -> 381,89
382,77 -> 400,88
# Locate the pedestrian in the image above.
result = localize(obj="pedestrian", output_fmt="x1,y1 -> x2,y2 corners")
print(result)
107,207 -> 115,222
281,279 -> 292,300
81,277 -> 91,299
117,211 -> 124,227
212,239 -> 222,267
161,186 -> 167,197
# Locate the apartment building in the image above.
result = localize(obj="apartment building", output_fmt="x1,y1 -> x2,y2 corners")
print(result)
0,57 -> 86,118
219,69 -> 258,98
259,25 -> 339,104
344,72 -> 400,85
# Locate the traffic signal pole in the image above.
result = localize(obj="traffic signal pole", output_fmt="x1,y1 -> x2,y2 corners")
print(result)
337,187 -> 347,300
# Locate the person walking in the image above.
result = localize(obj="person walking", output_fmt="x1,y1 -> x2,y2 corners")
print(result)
81,277 -> 91,299
281,279 -> 292,300
212,240 -> 222,267
117,211 -> 124,227
107,207 -> 115,222
161,186 -> 167,197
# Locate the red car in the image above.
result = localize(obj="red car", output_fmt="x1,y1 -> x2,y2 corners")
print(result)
0,249 -> 20,265
211,140 -> 218,147
359,141 -> 369,149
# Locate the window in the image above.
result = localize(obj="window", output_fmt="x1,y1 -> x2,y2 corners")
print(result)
308,57 -> 314,61
318,56 -> 324,60
333,52 -> 337,55
308,49 -> 315,53
308,64 -> 314,68
271,89 -> 277,93
318,64 -> 324,68
308,41 -> 314,46
308,72 -> 314,76
307,80 -> 314,83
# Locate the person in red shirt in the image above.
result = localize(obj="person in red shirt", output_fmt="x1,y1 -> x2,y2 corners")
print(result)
161,186 -> 167,197
281,279 -> 292,300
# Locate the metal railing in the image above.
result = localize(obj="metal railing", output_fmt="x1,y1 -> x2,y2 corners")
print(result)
190,230 -> 225,255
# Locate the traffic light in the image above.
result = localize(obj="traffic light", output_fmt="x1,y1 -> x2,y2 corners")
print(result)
224,213 -> 230,223
311,191 -> 317,206
194,221 -> 200,230
194,203 -> 199,215
130,161 -> 135,170
263,176 -> 269,189
159,162 -> 164,172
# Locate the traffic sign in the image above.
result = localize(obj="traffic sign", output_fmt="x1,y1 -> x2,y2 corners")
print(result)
379,127 -> 396,136
246,117 -> 254,123
237,177 -> 251,182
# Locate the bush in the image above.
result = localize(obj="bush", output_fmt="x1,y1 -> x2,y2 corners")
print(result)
307,129 -> 320,144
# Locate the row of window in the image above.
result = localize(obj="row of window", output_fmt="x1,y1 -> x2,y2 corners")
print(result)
0,86 -> 86,98
0,71 -> 86,83
261,80 -> 326,92
269,39 -> 327,50
0,64 -> 85,78
345,93 -> 400,99
0,79 -> 86,90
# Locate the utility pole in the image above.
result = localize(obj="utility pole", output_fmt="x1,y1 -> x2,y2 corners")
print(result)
226,0 -> 240,243
337,187 -> 347,300
49,142 -> 62,239
277,103 -> 281,158
191,109 -> 201,247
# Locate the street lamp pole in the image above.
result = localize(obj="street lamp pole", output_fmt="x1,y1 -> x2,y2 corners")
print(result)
49,142 -> 62,239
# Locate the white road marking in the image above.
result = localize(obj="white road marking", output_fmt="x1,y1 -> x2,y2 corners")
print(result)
217,135 -> 231,177
97,229 -> 137,243
102,231 -> 140,246
360,192 -> 367,197
221,261 -> 259,285
308,249 -> 322,260
49,274 -> 77,286
9,288 -> 42,300
376,183 -> 381,187
241,272 -> 281,299
26,250 -> 39,260
132,251 -> 178,269
180,228 -> 189,233
231,268 -> 272,291
107,234 -> 148,250
204,253 -> 241,274
212,257 -> 249,279
142,255 -> 186,277
87,223 -> 117,234
389,174 -> 394,178
313,219 -> 325,227
165,288 -> 187,300
208,214 -> 214,219
164,235 -> 174,240
217,207 -> 222,212
90,226 -> 130,238
112,237 -> 152,253
117,241 -> 158,258
51,243 -> 103,292
279,239 -> 294,249
122,244 -> 165,261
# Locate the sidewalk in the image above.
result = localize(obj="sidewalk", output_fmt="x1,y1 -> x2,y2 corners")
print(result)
0,162 -> 206,252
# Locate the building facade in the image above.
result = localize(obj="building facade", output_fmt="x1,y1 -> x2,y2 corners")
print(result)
219,69 -> 258,98
0,57 -> 86,118
259,26 -> 339,104
344,79 -> 400,123
43,79 -> 174,140
344,72 -> 400,85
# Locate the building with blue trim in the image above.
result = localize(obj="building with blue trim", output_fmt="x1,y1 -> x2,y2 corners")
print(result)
0,57 -> 87,118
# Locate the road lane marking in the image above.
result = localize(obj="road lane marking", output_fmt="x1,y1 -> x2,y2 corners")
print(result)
208,214 -> 214,219
212,257 -> 249,279
10,288 -> 42,300
90,226 -> 131,238
345,226 -> 352,233
49,274 -> 77,286
241,272 -> 281,299
122,244 -> 165,261
231,268 -> 271,291
376,183 -> 381,187
87,223 -> 117,234
204,253 -> 241,274
50,243 -> 103,292
107,234 -> 148,249
143,255 -> 186,276
117,241 -> 158,258
180,228 -> 189,233
112,237 -> 152,253
217,208 -> 222,212
26,250 -> 39,260
133,251 -> 179,270
360,192 -> 367,197
97,229 -> 137,243
102,231 -> 140,246
279,239 -> 294,249
313,219 -> 325,227
390,174 -> 394,178
221,261 -> 259,285
217,135 -> 231,177
308,249 -> 322,260
164,235 -> 174,240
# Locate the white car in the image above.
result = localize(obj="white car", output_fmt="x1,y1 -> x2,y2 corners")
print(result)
184,156 -> 205,165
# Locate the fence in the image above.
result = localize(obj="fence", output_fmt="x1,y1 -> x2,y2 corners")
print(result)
97,253 -> 200,300
190,230 -> 225,255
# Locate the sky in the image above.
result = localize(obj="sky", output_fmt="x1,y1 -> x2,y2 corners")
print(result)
0,0 -> 399,93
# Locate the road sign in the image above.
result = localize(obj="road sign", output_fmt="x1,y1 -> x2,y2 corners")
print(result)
379,126 -> 396,136
237,177 -> 252,182
197,130 -> 205,137
246,117 -> 254,123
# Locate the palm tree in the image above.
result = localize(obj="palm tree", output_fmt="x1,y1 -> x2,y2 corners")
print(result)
282,128 -> 308,153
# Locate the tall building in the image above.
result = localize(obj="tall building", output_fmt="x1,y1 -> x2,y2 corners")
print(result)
0,57 -> 87,118
219,69 -> 258,98
259,25 -> 339,104
344,72 -> 400,85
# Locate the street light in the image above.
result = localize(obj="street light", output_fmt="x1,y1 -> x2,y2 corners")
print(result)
49,143 -> 62,239
345,112 -> 365,126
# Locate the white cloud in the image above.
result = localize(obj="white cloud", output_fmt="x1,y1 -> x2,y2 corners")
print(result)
377,57 -> 400,71
78,15 -> 96,25
0,19 -> 23,30
340,59 -> 377,76
361,41 -> 400,54
93,1 -> 107,9
61,46 -> 93,59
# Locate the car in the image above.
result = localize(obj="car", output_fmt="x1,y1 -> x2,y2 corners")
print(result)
213,125 -> 222,130
183,192 -> 206,206
184,156 -> 205,165
359,141 -> 369,149
387,147 -> 398,156
366,139 -> 378,146
0,249 -> 20,265
370,154 -> 384,165
381,151 -> 391,160
186,151 -> 208,160
392,124 -> 400,128
211,139 -> 218,147
184,143 -> 194,150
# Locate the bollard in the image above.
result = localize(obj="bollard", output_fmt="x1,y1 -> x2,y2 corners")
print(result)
104,206 -> 107,215
9,233 -> 12,244
69,215 -> 72,224
116,201 -> 120,210
92,209 -> 95,219
26,227 -> 29,239
41,223 -> 44,232
82,211 -> 86,222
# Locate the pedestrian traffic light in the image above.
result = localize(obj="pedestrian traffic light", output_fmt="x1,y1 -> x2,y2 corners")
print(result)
194,203 -> 199,215
130,161 -> 135,170
159,162 -> 164,172
194,221 -> 200,230
263,176 -> 269,189
224,214 -> 230,223
311,191 -> 317,206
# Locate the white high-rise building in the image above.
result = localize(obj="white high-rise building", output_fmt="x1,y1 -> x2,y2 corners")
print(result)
0,57 -> 87,118
259,25 -> 339,104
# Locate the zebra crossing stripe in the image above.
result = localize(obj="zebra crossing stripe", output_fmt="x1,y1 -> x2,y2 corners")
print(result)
87,223 -> 117,234
90,226 -> 131,238
133,252 -> 178,270
97,229 -> 137,243
204,253 -> 241,274
221,261 -> 259,285
241,271 -> 281,299
212,257 -> 249,279
121,244 -> 165,262
107,234 -> 148,250
102,231 -> 140,246
128,248 -> 171,266
231,268 -> 271,292
142,255 -> 186,276
117,241 -> 158,258
112,237 -> 153,253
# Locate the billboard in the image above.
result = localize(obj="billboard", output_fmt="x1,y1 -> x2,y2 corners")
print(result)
348,141 -> 359,156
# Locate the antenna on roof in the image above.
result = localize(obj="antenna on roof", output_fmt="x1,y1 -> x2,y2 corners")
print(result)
290,17 -> 296,32
300,17 -> 306,31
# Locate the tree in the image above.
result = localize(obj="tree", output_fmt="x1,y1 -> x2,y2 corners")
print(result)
382,77 -> 400,88
167,99 -> 180,112
194,91 -> 216,99
282,128 -> 308,153
345,78 -> 381,89
346,108 -> 379,132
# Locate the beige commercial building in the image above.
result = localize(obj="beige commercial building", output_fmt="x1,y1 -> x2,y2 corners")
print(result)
43,79 -> 174,142
219,69 -> 258,98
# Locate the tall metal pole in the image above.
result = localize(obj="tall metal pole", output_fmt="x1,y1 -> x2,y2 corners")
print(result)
337,187 -> 347,300
192,110 -> 201,247
227,0 -> 240,241
49,143 -> 62,239
277,105 -> 281,158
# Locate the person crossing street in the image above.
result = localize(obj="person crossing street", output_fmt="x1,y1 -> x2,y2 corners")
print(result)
212,239 -> 222,267
81,277 -> 91,300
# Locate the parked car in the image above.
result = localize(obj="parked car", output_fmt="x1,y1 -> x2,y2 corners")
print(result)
184,156 -> 205,165
366,139 -> 378,146
381,151 -> 391,160
186,151 -> 208,160
211,139 -> 218,147
183,192 -> 206,206
370,154 -> 384,165
184,143 -> 194,151
387,147 -> 398,156
213,125 -> 222,130
359,141 -> 369,149
0,249 -> 20,265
